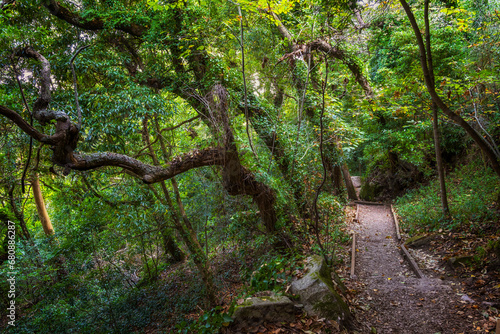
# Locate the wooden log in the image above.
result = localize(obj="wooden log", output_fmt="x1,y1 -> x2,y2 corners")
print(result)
354,204 -> 359,223
353,200 -> 385,206
351,232 -> 356,279
391,204 -> 402,241
401,244 -> 425,278
496,318 -> 500,334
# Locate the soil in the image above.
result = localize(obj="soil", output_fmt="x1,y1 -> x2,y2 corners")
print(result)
347,203 -> 498,334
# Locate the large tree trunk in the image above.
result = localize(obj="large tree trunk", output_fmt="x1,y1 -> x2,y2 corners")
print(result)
332,165 -> 343,196
207,84 -> 279,234
341,164 -> 358,201
161,228 -> 185,263
32,175 -> 54,236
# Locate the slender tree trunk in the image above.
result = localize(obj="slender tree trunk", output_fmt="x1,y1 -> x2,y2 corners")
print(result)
399,0 -> 500,178
423,0 -> 450,219
143,117 -> 218,306
431,103 -> 450,217
32,175 -> 54,236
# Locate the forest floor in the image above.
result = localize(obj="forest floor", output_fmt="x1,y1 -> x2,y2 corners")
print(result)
347,202 -> 499,334
152,176 -> 499,334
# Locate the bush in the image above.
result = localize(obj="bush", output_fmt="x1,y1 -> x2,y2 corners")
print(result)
395,159 -> 499,233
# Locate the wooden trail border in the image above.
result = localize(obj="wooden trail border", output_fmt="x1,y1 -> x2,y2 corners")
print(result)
350,231 -> 356,279
390,204 -> 425,279
390,204 -> 402,241
400,244 -> 425,278
351,202 -> 426,280
353,200 -> 385,206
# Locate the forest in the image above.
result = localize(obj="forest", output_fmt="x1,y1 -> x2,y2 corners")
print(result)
0,0 -> 499,332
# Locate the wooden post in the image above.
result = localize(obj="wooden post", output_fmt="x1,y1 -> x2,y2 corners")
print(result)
496,318 -> 500,334
350,232 -> 356,279
391,204 -> 401,241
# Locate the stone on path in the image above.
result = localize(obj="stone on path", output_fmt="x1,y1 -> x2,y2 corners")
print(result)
232,294 -> 295,329
290,255 -> 353,328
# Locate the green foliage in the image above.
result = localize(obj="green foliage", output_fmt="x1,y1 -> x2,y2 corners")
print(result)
241,253 -> 304,293
176,305 -> 234,334
1,0 -> 500,331
395,158 -> 500,234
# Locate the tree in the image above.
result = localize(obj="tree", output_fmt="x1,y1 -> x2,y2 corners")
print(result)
0,0 -> 293,306
423,0 -> 450,218
399,0 -> 500,178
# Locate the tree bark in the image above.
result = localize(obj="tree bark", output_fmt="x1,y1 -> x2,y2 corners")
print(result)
32,175 -> 54,236
332,165 -> 343,196
161,229 -> 185,263
341,164 -> 358,201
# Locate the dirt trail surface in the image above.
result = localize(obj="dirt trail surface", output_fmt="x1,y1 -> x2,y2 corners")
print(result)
351,204 -> 484,334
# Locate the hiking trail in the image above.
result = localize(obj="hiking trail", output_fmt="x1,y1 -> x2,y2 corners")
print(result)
349,181 -> 482,333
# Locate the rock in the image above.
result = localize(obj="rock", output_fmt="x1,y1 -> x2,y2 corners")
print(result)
461,294 -> 475,303
232,294 -> 295,329
405,234 -> 435,248
448,256 -> 474,268
290,255 -> 353,328
359,182 -> 381,201
351,176 -> 362,188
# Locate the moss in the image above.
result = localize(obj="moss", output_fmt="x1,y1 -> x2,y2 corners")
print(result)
360,182 -> 381,201
312,291 -> 352,328
309,256 -> 347,294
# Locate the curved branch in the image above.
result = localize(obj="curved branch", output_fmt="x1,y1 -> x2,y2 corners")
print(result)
307,39 -> 373,98
0,105 -> 54,143
265,9 -> 374,99
16,46 -> 52,115
69,147 -> 226,183
399,0 -> 500,177
43,0 -> 146,37
161,115 -> 200,133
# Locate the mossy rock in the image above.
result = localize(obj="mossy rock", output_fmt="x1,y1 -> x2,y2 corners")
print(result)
448,256 -> 474,268
359,182 -> 382,201
405,234 -> 435,248
290,255 -> 353,329
232,295 -> 295,329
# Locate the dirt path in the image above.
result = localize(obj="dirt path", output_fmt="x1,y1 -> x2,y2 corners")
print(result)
351,204 -> 482,334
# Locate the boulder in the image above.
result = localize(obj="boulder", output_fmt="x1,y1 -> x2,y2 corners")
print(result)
232,294 -> 295,329
448,255 -> 474,268
290,255 -> 353,328
359,182 -> 381,201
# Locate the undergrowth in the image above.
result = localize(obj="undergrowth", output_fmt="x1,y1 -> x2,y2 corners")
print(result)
395,159 -> 499,234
